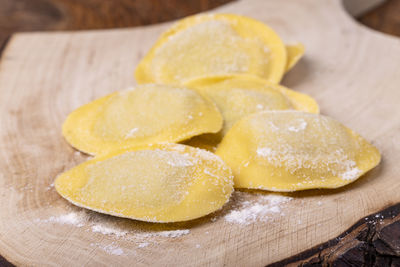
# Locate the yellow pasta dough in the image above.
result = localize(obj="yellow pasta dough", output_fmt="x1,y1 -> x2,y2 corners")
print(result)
183,76 -> 318,151
216,111 -> 381,191
135,14 -> 287,85
186,76 -> 318,134
285,43 -> 305,72
62,84 -> 223,155
55,144 -> 234,223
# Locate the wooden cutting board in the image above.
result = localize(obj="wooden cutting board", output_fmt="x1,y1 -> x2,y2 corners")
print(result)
0,0 -> 399,265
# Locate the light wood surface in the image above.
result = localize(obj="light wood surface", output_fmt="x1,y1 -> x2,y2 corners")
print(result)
0,0 -> 233,52
2,0 -> 400,52
0,0 -> 399,265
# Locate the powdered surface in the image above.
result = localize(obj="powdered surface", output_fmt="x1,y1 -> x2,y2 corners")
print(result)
94,85 -> 209,141
223,191 -> 293,225
34,212 -> 85,227
91,224 -> 128,237
249,111 -> 363,182
90,242 -> 124,256
151,19 -> 270,83
140,229 -> 190,238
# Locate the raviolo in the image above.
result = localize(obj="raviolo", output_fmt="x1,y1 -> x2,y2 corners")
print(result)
55,144 -> 234,223
183,76 -> 318,151
62,84 -> 223,155
135,14 -> 287,85
216,111 -> 381,191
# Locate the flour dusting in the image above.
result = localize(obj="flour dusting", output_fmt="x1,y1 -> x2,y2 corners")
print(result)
138,242 -> 150,248
224,192 -> 292,225
35,212 -> 85,227
91,242 -> 124,256
146,229 -> 190,238
256,147 -> 272,157
340,167 -> 361,180
125,127 -> 139,139
91,224 -> 128,237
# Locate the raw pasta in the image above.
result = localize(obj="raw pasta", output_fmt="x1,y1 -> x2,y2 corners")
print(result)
62,84 -> 222,155
216,111 -> 381,191
55,144 -> 234,222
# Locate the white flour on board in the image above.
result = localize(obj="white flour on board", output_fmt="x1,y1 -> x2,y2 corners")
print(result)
138,242 -> 150,248
91,224 -> 128,238
91,242 -> 124,256
36,191 -> 292,246
139,229 -> 190,238
36,193 -> 293,230
223,191 -> 293,225
152,229 -> 190,238
34,212 -> 85,227
35,210 -> 190,239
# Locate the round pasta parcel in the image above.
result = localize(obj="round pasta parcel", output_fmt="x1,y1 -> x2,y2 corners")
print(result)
55,144 -> 233,223
216,111 -> 381,191
183,76 -> 318,151
135,14 -> 287,85
62,84 -> 223,155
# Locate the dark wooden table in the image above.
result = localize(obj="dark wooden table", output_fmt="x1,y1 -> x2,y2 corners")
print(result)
0,1 -> 399,266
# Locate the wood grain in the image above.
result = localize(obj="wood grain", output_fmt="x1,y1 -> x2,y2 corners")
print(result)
2,0 -> 400,50
0,0 -> 233,54
271,203 -> 400,266
359,0 -> 400,37
0,0 -> 400,266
